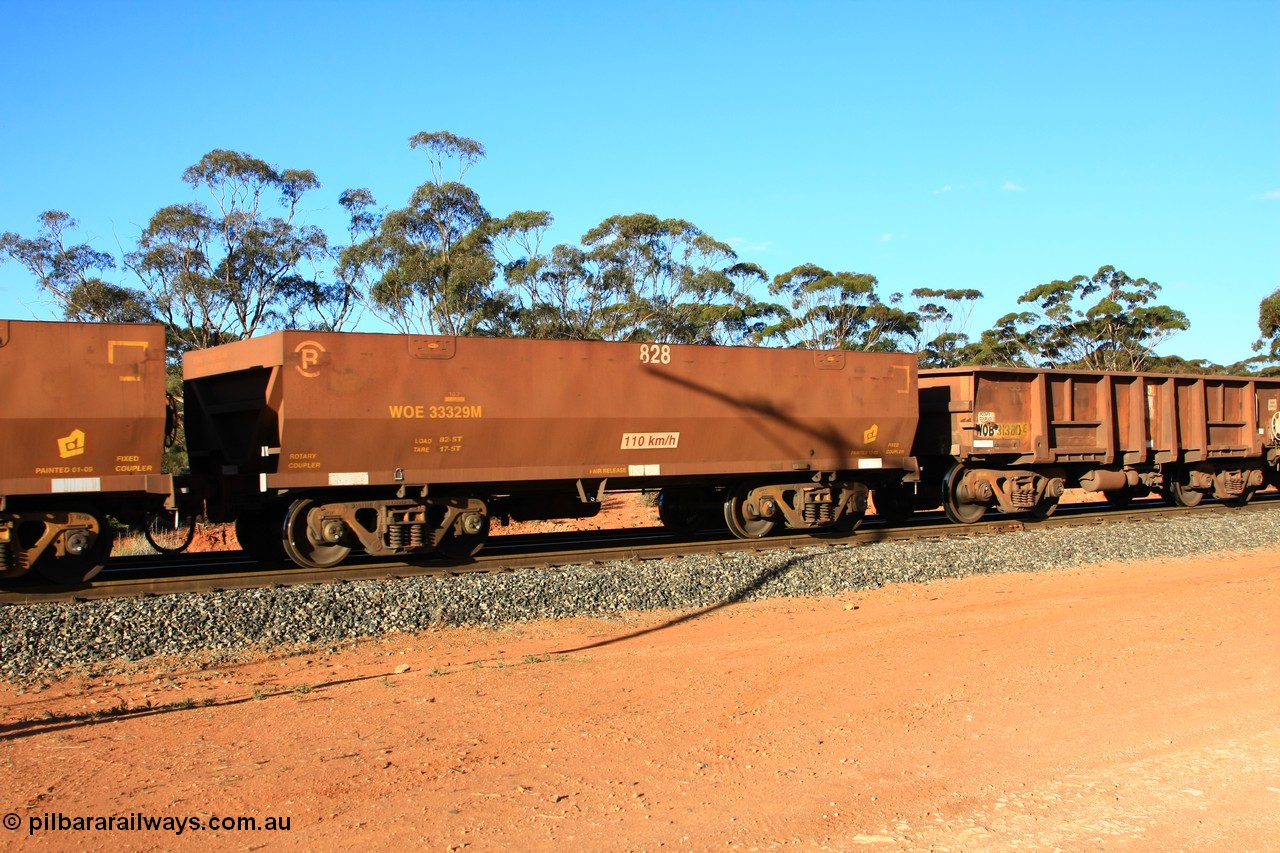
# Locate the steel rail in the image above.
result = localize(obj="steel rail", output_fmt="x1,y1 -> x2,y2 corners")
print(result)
2,497 -> 1272,606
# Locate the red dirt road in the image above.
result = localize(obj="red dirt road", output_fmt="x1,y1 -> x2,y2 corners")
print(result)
2,549 -> 1278,851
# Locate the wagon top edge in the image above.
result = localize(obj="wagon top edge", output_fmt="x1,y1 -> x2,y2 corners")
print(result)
183,331 -> 918,378
920,365 -> 1280,384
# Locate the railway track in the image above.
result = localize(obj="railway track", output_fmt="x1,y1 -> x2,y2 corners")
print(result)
2,497 -> 1273,606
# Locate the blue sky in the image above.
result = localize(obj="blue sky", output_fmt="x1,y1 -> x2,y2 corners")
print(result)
2,0 -> 1276,365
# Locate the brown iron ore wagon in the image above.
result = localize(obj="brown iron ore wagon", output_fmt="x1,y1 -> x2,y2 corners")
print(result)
183,332 -> 920,568
0,320 -> 172,583
902,366 -> 1280,523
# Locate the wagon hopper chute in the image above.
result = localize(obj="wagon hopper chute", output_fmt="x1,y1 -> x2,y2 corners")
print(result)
183,333 -> 920,568
914,367 -> 1280,523
0,320 -> 172,584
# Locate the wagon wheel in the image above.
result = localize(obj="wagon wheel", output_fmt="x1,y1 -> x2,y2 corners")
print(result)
144,505 -> 197,554
36,507 -> 114,586
941,463 -> 987,524
723,485 -> 776,539
1162,480 -> 1204,508
281,499 -> 352,569
436,511 -> 490,559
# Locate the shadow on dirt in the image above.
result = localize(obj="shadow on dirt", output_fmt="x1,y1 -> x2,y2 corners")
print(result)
0,669 -> 401,741
544,552 -> 822,656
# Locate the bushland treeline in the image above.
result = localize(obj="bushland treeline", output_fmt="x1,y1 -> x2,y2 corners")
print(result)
4,132 -> 1277,375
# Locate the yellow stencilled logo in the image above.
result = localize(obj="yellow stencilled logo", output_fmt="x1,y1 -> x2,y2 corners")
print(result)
295,340 -> 327,377
59,429 -> 87,459
863,424 -> 879,445
108,339 -> 148,382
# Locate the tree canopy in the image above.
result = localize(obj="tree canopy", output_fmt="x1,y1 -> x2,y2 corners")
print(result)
338,133 -> 550,336
759,264 -> 918,351
970,266 -> 1189,371
123,149 -> 347,355
5,131 -> 1255,374
1253,286 -> 1280,374
0,211 -> 150,323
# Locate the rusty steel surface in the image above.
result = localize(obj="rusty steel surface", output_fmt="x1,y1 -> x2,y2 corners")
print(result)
184,333 -> 919,493
919,366 -> 1280,466
4,497 -> 1269,606
0,320 -> 170,500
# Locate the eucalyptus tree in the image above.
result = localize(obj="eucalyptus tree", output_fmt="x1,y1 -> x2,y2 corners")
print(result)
681,261 -> 786,346
910,286 -> 983,366
558,213 -> 771,344
356,180 -> 497,335
959,312 -> 1040,366
759,263 -> 919,351
1254,287 -> 1280,363
1001,265 -> 1188,370
339,132 -> 550,336
503,243 -> 611,340
268,186 -> 369,334
0,210 -> 152,322
1142,354 -> 1221,375
126,149 -> 330,353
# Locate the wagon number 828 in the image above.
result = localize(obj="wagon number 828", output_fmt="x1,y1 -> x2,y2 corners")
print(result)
639,344 -> 672,364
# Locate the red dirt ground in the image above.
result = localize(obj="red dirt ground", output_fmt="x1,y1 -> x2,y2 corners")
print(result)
2,528 -> 1277,850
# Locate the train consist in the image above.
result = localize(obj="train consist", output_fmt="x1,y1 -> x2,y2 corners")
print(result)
3,319 -> 1279,585
182,331 -> 918,567
0,321 -> 174,585
904,367 -> 1280,523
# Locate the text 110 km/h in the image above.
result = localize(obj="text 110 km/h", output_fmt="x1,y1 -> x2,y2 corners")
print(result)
621,432 -> 681,450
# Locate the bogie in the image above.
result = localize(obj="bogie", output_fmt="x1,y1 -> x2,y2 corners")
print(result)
12,325 -> 1280,588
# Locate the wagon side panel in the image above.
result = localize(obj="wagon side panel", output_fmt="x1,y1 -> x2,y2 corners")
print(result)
184,334 -> 920,493
0,320 -> 168,499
